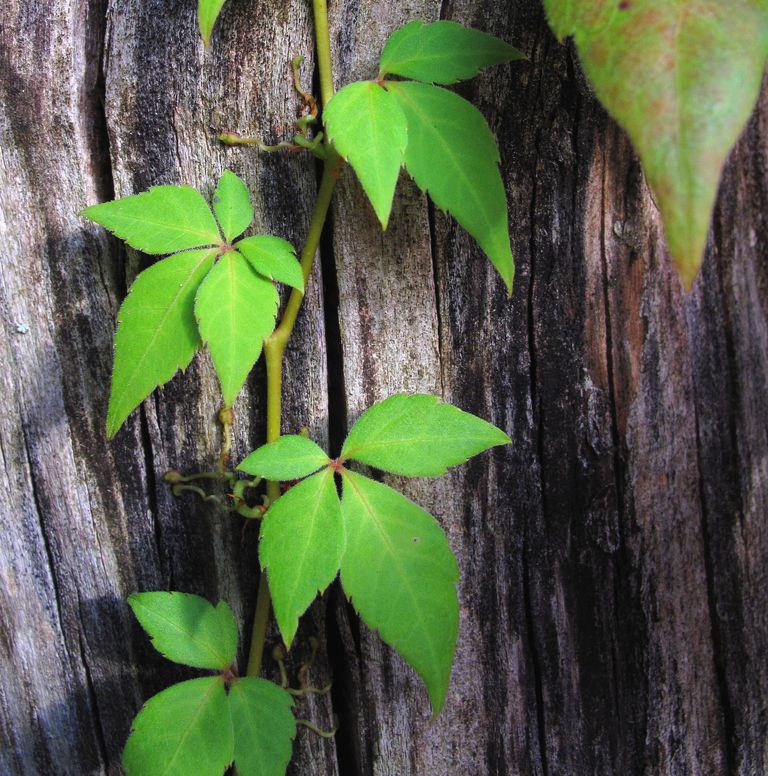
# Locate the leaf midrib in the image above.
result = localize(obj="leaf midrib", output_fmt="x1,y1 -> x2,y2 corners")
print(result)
672,2 -> 694,230
160,679 -> 223,775
270,469 -> 331,640
345,432 -> 497,456
365,85 -> 397,197
109,210 -> 221,245
111,250 -> 214,420
133,600 -> 230,667
392,83 -> 504,253
232,686 -> 285,772
342,472 -> 443,681
281,470 -> 336,620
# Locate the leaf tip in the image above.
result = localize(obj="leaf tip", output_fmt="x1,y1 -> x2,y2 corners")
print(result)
673,252 -> 701,293
429,702 -> 445,721
277,617 -> 298,651
500,257 -> 515,296
199,23 -> 212,48
426,679 -> 449,720
105,414 -> 122,440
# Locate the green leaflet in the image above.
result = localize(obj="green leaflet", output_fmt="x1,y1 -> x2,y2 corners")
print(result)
324,81 -> 408,228
259,469 -> 343,647
236,236 -> 305,292
340,470 -> 459,715
387,80 -> 515,292
544,0 -> 768,288
341,393 -> 511,476
106,248 -> 217,438
82,185 -> 221,255
238,435 -> 330,480
123,677 -> 233,776
124,590 -> 298,776
379,19 -> 524,85
213,170 -> 253,242
195,250 -> 279,407
229,678 -> 296,776
199,0 -> 228,46
128,592 -> 238,671
82,173 -> 291,423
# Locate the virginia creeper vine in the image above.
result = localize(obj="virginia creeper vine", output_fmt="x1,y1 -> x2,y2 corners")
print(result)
79,0 -> 768,773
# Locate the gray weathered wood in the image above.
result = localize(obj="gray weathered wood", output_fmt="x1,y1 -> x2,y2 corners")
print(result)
1,0 -> 766,774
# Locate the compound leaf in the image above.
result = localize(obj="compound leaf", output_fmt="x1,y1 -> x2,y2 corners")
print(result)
82,186 -> 222,255
388,80 -> 514,292
123,677 -> 233,776
238,435 -> 330,480
324,81 -> 408,228
340,470 -> 458,715
379,19 -> 525,84
199,0 -> 228,47
195,250 -> 279,407
107,248 -> 217,438
260,469 -> 343,647
128,592 -> 238,671
236,236 -> 304,292
229,678 -> 296,776
213,170 -> 253,242
341,393 -> 511,476
544,0 -> 768,287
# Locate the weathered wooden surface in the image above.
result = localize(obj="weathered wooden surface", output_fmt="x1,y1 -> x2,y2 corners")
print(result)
1,0 -> 766,774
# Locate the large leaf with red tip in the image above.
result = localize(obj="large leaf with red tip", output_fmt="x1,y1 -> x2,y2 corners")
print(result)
544,0 -> 768,288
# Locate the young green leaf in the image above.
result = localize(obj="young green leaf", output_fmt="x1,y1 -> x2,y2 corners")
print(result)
128,592 -> 238,670
238,435 -> 330,481
199,0 -> 228,47
324,81 -> 408,228
107,248 -> 217,437
229,678 -> 296,776
388,80 -> 514,292
81,185 -> 222,255
340,470 -> 459,715
260,469 -> 343,647
236,236 -> 304,292
213,170 -> 253,242
341,393 -> 511,476
123,677 -> 233,776
379,19 -> 525,85
195,250 -> 279,407
543,0 -> 768,287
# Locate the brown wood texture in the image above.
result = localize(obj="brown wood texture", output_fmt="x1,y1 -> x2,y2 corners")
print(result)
1,1 -> 766,774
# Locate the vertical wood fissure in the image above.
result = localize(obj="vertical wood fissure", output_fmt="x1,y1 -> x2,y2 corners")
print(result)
523,31 -> 551,774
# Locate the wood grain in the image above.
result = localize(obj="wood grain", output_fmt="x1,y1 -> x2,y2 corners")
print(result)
1,0 -> 766,774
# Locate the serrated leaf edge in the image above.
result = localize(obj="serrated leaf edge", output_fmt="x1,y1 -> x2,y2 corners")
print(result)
387,82 -> 514,292
339,470 -> 457,715
106,248 -> 217,438
340,393 -> 512,474
81,185 -> 223,254
261,469 -> 343,647
128,593 -> 236,670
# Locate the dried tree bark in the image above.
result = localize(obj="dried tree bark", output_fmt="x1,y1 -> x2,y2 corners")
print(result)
1,1 -> 766,775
